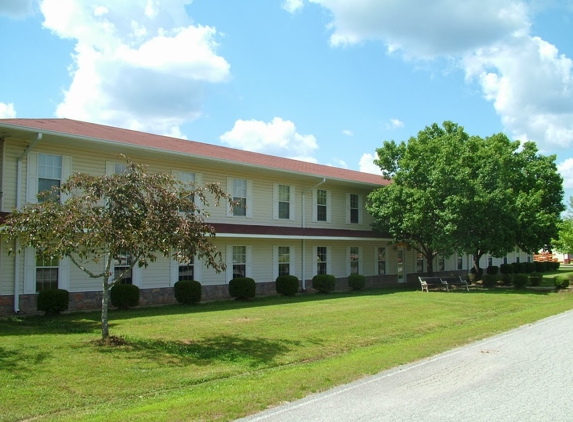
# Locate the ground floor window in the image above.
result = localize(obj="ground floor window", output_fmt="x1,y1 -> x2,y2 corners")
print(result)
316,247 -> 327,275
114,251 -> 133,284
377,247 -> 386,275
457,255 -> 463,270
278,246 -> 290,276
438,255 -> 445,272
417,252 -> 424,272
233,246 -> 246,278
179,257 -> 194,281
350,247 -> 359,274
36,255 -> 58,292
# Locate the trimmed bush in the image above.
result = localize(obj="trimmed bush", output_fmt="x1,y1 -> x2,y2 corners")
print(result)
348,274 -> 366,291
174,280 -> 202,304
501,273 -> 513,286
275,275 -> 299,296
312,274 -> 336,293
229,277 -> 256,300
482,274 -> 498,289
110,283 -> 140,309
512,262 -> 526,274
524,262 -> 536,273
37,288 -> 69,315
552,262 -> 561,271
512,273 -> 529,289
500,263 -> 513,275
529,273 -> 543,287
470,267 -> 483,276
534,261 -> 547,273
486,265 -> 499,275
554,275 -> 570,290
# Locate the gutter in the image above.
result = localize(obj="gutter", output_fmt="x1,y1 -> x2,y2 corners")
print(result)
301,178 -> 326,291
13,132 -> 42,313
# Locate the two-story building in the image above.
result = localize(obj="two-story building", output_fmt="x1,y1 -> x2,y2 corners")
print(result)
0,119 -> 530,314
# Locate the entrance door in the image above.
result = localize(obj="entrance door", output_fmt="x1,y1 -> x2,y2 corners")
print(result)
397,249 -> 406,283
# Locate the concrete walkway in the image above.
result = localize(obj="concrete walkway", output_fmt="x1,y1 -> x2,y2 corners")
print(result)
237,310 -> 573,422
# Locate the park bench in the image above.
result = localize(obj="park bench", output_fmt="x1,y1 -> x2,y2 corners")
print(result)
419,275 -> 469,292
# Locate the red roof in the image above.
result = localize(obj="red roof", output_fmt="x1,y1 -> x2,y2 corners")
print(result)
0,118 -> 388,186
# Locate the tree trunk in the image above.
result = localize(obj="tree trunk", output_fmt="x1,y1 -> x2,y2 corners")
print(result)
473,251 -> 483,275
425,249 -> 434,276
101,278 -> 110,341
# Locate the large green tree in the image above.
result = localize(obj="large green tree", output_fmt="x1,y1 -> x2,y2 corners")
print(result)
367,121 -> 564,275
3,158 -> 232,341
553,197 -> 573,255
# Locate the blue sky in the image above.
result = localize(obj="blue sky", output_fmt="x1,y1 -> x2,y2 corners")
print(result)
1,0 -> 572,203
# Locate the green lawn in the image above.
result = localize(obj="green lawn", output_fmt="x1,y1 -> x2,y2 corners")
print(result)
2,285 -> 573,422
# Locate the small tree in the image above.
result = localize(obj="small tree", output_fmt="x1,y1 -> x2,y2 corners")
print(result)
3,157 -> 232,341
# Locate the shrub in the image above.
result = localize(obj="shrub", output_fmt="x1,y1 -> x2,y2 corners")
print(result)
348,274 -> 366,291
512,262 -> 526,274
470,267 -> 483,276
37,288 -> 69,315
174,280 -> 202,304
501,273 -> 513,285
499,263 -> 513,275
512,273 -> 529,289
312,274 -> 336,293
482,274 -> 498,289
529,273 -> 543,287
554,275 -> 570,290
486,265 -> 499,275
110,283 -> 140,309
229,277 -> 256,300
552,262 -> 561,270
524,262 -> 536,273
275,275 -> 299,296
534,261 -> 547,273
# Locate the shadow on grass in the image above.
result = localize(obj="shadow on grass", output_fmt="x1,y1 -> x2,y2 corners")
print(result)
93,334 -> 305,368
0,345 -> 52,375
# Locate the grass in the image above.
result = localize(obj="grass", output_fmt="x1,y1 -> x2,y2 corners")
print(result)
1,282 -> 573,421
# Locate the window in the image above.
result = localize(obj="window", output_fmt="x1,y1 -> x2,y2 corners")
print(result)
275,184 -> 293,219
232,246 -> 246,278
36,254 -> 58,292
114,251 -> 133,284
438,255 -> 445,272
38,153 -> 62,202
488,256 -> 493,267
227,178 -> 253,218
316,189 -> 327,222
503,257 -> 508,264
457,255 -> 463,270
317,247 -> 327,275
377,247 -> 386,275
114,163 -> 127,174
349,194 -> 359,224
350,247 -> 359,274
177,171 -> 195,213
278,246 -> 290,276
179,257 -> 194,281
417,253 -> 424,272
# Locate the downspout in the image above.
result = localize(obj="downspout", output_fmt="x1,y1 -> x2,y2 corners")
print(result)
14,133 -> 42,313
301,178 -> 326,290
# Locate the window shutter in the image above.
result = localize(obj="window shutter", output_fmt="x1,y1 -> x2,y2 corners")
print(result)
272,246 -> 279,280
194,257 -> 203,282
132,264 -> 142,287
346,193 -> 351,224
105,161 -> 116,176
225,245 -> 233,282
312,189 -> 317,222
24,247 -> 36,294
194,173 -> 203,211
170,258 -> 178,287
246,246 -> 253,277
26,152 -> 38,204
289,186 -> 296,221
289,245 -> 296,276
346,247 -> 351,276
272,184 -> 279,220
59,257 -> 70,291
226,178 -> 233,217
326,190 -> 332,223
246,180 -> 253,218
326,247 -> 331,275
60,155 -> 72,203
312,246 -> 318,277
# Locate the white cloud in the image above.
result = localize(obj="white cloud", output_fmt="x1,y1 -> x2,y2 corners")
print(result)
359,153 -> 382,175
0,0 -> 34,18
309,0 -> 528,57
342,129 -> 353,136
0,103 -> 17,118
220,117 -> 318,163
39,0 -> 231,137
558,158 -> 573,189
386,118 -> 404,129
282,0 -> 304,13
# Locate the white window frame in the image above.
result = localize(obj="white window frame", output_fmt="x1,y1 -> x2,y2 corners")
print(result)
273,184 -> 295,220
376,246 -> 386,275
173,170 -> 203,213
170,255 -> 202,286
346,193 -> 362,224
314,246 -> 330,276
227,178 -> 253,218
273,246 -> 296,280
347,246 -> 362,275
23,247 -> 70,294
226,245 -> 253,282
312,189 -> 331,223
27,152 -> 72,204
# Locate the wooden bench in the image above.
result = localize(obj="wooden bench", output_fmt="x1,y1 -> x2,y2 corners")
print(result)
419,275 -> 469,292
419,276 -> 449,292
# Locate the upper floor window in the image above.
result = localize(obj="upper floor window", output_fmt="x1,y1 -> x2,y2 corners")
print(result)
38,154 -> 62,202
273,184 -> 295,220
377,247 -> 386,275
348,194 -> 360,224
317,247 -> 328,275
177,171 -> 195,213
313,189 -> 331,223
227,178 -> 253,218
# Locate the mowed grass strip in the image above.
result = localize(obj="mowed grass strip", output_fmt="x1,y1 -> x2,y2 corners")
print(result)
1,287 -> 573,422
